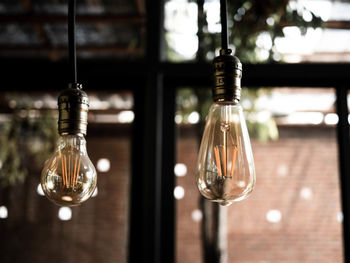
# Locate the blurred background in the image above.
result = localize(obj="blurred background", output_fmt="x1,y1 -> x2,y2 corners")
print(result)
0,0 -> 349,263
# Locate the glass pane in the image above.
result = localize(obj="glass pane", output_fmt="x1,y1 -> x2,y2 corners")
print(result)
0,91 -> 133,263
175,87 -> 343,263
164,0 -> 350,63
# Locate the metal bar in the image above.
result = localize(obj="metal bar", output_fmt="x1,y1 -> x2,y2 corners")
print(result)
129,73 -> 167,263
161,62 -> 350,87
0,14 -> 146,24
1,61 -> 350,90
128,86 -> 147,263
279,20 -> 350,30
336,86 -> 350,263
161,80 -> 176,262
128,0 -> 173,263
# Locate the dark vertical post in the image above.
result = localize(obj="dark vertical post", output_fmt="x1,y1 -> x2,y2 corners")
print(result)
336,86 -> 350,263
197,0 -> 205,62
161,82 -> 176,262
129,0 -> 175,262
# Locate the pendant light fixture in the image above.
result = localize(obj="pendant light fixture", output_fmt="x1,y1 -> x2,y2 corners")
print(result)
41,0 -> 97,206
196,0 -> 256,206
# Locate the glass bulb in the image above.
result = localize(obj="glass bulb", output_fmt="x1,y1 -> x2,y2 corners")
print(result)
196,101 -> 255,206
41,134 -> 97,206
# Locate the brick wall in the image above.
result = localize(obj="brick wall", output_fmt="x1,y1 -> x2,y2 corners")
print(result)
0,124 -> 343,263
176,125 -> 343,263
0,129 -> 131,263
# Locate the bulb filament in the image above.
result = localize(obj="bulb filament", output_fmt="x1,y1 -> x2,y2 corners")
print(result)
61,155 -> 81,188
214,145 -> 237,178
213,122 -> 238,178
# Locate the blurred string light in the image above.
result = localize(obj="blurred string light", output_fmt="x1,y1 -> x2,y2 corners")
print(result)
117,110 -> 134,123
0,206 -> 8,219
277,164 -> 288,177
266,17 -> 275,26
58,207 -> 72,221
37,183 -> 45,196
174,114 -> 183,124
300,187 -> 313,200
97,158 -> 111,173
174,186 -> 185,200
191,209 -> 203,222
324,113 -> 338,125
174,163 -> 187,177
266,209 -> 282,223
187,111 -> 200,124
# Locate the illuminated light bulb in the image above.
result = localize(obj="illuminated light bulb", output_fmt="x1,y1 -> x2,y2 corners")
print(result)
41,83 -> 97,206
41,134 -> 97,206
196,102 -> 255,206
196,49 -> 256,206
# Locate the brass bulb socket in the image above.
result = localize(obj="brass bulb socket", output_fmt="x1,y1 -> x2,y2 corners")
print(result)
58,83 -> 89,136
213,49 -> 242,102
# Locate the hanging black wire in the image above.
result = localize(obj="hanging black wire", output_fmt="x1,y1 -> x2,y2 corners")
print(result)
68,0 -> 77,84
220,0 -> 228,49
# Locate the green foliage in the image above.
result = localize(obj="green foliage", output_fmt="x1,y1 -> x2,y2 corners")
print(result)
201,0 -> 323,62
0,123 -> 26,187
241,88 -> 279,142
0,108 -> 57,188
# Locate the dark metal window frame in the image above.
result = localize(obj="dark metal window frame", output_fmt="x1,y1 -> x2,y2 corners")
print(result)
0,0 -> 349,262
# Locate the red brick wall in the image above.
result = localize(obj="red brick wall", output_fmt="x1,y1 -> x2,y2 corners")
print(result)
0,131 -> 131,263
176,125 -> 343,263
0,124 -> 343,263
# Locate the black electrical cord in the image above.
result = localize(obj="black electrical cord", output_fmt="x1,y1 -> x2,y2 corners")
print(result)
220,0 -> 228,50
68,0 -> 77,84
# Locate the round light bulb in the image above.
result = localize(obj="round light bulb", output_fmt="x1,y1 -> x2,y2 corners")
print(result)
41,134 -> 97,206
196,102 -> 255,206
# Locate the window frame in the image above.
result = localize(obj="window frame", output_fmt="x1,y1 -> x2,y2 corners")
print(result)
0,0 -> 349,262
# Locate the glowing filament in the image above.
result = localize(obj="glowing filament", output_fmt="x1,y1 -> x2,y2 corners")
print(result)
61,154 -> 81,188
214,145 -> 237,178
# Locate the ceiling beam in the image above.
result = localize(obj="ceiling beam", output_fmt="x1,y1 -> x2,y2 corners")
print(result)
0,45 -> 144,54
0,14 -> 145,24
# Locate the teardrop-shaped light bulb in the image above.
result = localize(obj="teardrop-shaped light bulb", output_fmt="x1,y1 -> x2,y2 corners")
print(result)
41,134 -> 97,206
196,101 -> 255,206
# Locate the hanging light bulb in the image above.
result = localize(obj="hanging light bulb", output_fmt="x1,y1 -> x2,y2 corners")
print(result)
41,84 -> 97,206
195,52 -> 256,206
41,0 -> 97,206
